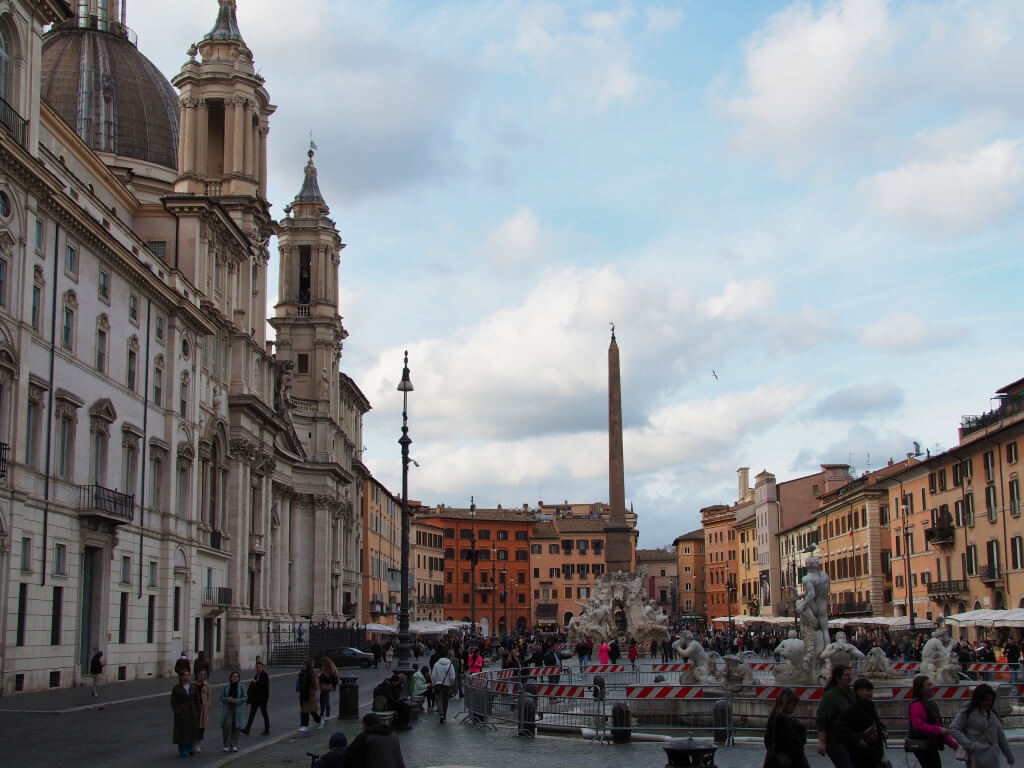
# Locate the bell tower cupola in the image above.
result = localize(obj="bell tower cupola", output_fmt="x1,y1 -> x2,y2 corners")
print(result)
172,0 -> 275,202
269,145 -> 348,418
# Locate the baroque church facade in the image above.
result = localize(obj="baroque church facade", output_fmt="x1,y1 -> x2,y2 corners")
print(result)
0,0 -> 368,693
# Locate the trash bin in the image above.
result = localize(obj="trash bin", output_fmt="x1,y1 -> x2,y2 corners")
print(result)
611,701 -> 631,744
713,699 -> 731,744
338,676 -> 359,719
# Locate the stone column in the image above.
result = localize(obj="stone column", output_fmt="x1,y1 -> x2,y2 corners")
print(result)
233,97 -> 246,176
258,126 -> 269,197
196,100 -> 209,178
224,97 -> 236,175
313,498 -> 331,619
287,494 -> 299,615
178,97 -> 194,174
244,109 -> 255,177
605,329 -> 633,573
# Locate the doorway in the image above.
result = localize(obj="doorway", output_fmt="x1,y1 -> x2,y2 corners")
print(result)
79,547 -> 103,673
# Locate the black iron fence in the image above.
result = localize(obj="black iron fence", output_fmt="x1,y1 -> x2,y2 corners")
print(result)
0,95 -> 26,146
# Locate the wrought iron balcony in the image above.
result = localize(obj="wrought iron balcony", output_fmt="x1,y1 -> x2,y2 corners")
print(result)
927,579 -> 967,597
0,441 -> 8,478
475,582 -> 496,591
78,485 -> 134,523
926,525 -> 956,546
202,586 -> 232,606
979,564 -> 1002,584
0,95 -> 26,146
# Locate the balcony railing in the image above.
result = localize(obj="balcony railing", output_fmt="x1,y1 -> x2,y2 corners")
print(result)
78,484 -> 134,523
0,95 -> 26,146
296,304 -> 311,318
475,582 -> 496,591
979,564 -> 1002,584
832,600 -> 872,616
201,586 -> 232,606
0,441 -> 8,478
926,526 -> 956,546
961,395 -> 1024,437
927,579 -> 967,597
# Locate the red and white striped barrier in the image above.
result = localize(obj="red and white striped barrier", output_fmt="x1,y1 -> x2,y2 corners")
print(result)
648,663 -> 694,672
488,680 -> 518,694
494,669 -> 518,679
746,663 -> 777,671
523,667 -> 562,676
753,686 -> 824,701
583,664 -> 626,674
965,663 -> 1010,672
533,684 -> 586,698
887,662 -> 920,671
891,686 -> 973,700
626,685 -> 711,699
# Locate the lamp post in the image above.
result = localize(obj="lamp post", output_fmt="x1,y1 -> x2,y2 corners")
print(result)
904,524 -> 915,631
396,351 -> 414,688
726,576 -> 736,633
469,497 -> 477,642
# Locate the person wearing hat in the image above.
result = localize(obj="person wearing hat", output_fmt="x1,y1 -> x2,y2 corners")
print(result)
313,731 -> 348,768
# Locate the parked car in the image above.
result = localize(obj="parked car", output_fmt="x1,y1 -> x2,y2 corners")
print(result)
318,646 -> 376,668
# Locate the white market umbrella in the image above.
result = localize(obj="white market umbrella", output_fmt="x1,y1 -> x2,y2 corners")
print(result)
364,623 -> 398,634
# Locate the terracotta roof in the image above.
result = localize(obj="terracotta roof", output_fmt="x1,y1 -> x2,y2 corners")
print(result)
417,507 -> 534,523
673,528 -> 704,544
636,549 -> 676,561
552,518 -> 607,533
531,522 -> 557,539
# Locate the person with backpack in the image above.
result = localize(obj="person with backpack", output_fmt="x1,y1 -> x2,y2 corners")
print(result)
430,650 -> 457,723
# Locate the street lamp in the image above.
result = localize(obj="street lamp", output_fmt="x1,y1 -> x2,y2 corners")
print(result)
396,351 -> 414,688
726,576 -> 736,633
903,524 -> 915,631
469,497 -> 477,641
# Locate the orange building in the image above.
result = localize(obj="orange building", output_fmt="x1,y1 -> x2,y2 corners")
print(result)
417,504 -> 533,636
674,528 -> 706,622
362,477 -> 401,626
703,500 -> 747,622
530,518 -> 608,628
412,519 -> 445,622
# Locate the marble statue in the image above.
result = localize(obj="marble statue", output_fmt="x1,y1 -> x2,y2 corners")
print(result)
794,556 -> 830,681
567,566 -> 670,644
723,655 -> 754,689
773,629 -> 807,685
863,647 -> 904,679
820,631 -> 865,678
920,628 -> 961,683
675,630 -> 719,685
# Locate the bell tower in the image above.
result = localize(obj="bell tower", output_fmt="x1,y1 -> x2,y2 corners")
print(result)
171,0 -> 275,206
270,145 -> 348,422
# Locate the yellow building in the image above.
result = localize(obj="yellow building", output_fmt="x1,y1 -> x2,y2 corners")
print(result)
362,477 -> 401,626
674,529 -> 706,622
736,506 -> 759,616
412,520 -> 445,622
530,518 -> 608,629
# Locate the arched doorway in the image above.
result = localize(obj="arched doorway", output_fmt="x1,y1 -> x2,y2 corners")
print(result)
563,611 -> 574,628
974,601 -> 982,611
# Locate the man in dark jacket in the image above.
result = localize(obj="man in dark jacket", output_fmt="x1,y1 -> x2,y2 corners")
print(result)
372,673 -> 410,728
344,713 -> 405,768
1006,638 -> 1021,682
242,661 -> 270,735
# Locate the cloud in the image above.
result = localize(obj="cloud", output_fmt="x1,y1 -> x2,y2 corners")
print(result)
811,382 -> 904,420
863,140 -> 1024,233
698,278 -> 775,319
861,313 -> 958,352
483,207 -> 561,269
719,0 -> 893,164
646,5 -> 685,33
793,424 -> 918,476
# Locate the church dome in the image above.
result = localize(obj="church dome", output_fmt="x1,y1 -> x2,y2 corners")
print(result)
41,21 -> 179,170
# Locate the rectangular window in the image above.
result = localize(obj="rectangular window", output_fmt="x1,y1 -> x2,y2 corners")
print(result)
118,592 -> 128,643
98,269 -> 110,302
153,367 -> 162,407
530,544 -> 541,554
155,315 -> 164,342
173,586 -> 181,632
129,293 -> 139,323
297,353 -> 309,375
56,415 -> 73,480
180,380 -> 188,419
62,307 -> 74,350
1008,442 -> 1018,465
51,586 -> 63,646
127,349 -> 137,391
984,451 -> 995,482
0,258 -> 7,307
65,243 -> 77,275
1011,479 -> 1021,517
149,560 -> 158,587
54,543 -> 67,576
965,492 -> 975,525
35,218 -> 43,250
986,485 -> 998,521
120,555 -> 131,584
20,536 -> 31,571
966,545 -> 978,575
953,463 -> 962,487
938,469 -> 946,491
147,595 -> 155,643
548,544 -> 559,554
96,329 -> 107,372
17,583 -> 28,646
30,285 -> 41,330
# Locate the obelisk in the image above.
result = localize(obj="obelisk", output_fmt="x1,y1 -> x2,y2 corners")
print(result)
604,325 -> 633,573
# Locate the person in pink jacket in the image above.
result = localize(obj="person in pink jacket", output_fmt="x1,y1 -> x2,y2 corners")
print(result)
907,675 -> 958,768
597,642 -> 611,665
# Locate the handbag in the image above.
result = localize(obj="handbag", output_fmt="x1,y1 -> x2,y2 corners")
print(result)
956,745 -> 969,762
904,737 -> 931,753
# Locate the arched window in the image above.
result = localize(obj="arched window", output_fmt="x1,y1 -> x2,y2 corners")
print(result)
0,24 -> 10,102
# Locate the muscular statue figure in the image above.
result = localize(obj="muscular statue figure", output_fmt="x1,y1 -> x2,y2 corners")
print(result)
920,628 -> 960,684
723,655 -> 754,689
676,631 -> 718,685
774,629 -> 807,684
795,556 -> 830,649
820,631 -> 865,677
863,647 -> 903,679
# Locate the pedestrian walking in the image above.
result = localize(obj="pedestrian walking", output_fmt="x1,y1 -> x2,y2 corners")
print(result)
220,670 -> 247,752
816,665 -> 856,768
297,658 -> 323,732
609,640 -> 621,665
192,668 -> 211,753
242,660 -> 270,735
1005,639 -> 1021,683
598,641 -> 610,665
174,650 -> 191,677
193,650 -> 210,680
838,678 -> 887,768
89,650 -> 105,697
764,688 -> 809,768
319,657 -> 339,722
343,712 -> 406,768
467,648 -> 484,675
950,684 -> 1014,768
628,640 -> 638,670
430,650 -> 457,723
907,675 -> 957,768
385,644 -> 394,670
170,670 -> 198,758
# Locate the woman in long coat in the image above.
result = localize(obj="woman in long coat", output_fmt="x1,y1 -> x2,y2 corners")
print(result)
171,671 -> 198,757
950,684 -> 1014,768
220,670 -> 248,752
764,688 -> 810,768
298,658 -> 322,731
193,668 -> 212,752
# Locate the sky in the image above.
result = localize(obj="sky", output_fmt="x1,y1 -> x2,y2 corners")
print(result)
131,0 -> 1024,548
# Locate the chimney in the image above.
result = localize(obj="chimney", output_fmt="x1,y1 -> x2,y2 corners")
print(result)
737,467 -> 750,501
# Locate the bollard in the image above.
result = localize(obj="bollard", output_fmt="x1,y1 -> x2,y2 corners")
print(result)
713,699 -> 731,744
611,701 -> 631,744
338,676 -> 359,719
